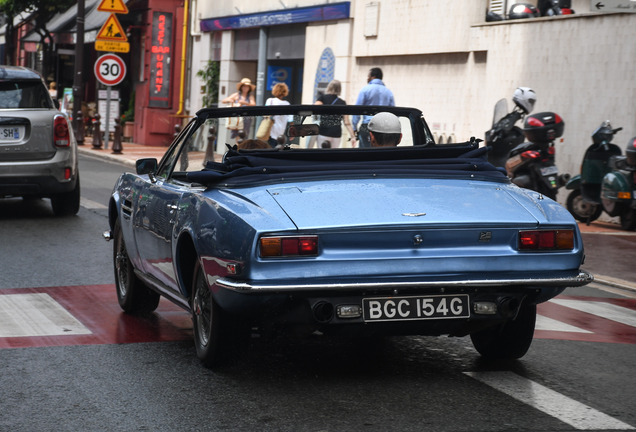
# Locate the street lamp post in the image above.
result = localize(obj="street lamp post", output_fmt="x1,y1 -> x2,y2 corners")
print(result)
72,0 -> 85,145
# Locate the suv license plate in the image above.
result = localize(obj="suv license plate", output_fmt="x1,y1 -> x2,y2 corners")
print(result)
540,165 -> 559,176
362,294 -> 469,322
0,126 -> 24,142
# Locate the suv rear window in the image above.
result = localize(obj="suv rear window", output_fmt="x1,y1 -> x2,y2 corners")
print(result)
0,81 -> 52,109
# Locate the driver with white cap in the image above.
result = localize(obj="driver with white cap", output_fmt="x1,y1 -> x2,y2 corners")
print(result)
367,112 -> 402,147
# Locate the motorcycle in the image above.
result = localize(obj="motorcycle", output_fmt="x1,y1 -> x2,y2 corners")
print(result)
566,121 -> 636,230
504,112 -> 570,201
485,88 -> 535,168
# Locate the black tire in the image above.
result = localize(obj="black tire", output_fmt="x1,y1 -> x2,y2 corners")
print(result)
113,219 -> 160,314
566,189 -> 602,223
191,260 -> 222,368
601,198 -> 625,217
190,260 -> 250,368
51,175 -> 81,216
470,302 -> 536,360
620,209 -> 636,231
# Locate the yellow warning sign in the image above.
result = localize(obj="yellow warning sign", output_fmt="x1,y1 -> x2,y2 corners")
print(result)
96,14 -> 128,42
95,40 -> 130,53
97,0 -> 129,14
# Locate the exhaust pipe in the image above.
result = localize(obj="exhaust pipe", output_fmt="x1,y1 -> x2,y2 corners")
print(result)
498,297 -> 520,319
559,173 -> 571,187
312,301 -> 334,323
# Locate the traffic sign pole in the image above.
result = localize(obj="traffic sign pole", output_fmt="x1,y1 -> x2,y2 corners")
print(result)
104,86 -> 111,149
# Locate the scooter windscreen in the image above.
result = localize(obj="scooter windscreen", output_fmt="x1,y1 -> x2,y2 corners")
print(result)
492,99 -> 508,126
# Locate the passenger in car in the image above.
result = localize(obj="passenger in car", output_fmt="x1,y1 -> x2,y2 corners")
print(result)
368,112 -> 402,147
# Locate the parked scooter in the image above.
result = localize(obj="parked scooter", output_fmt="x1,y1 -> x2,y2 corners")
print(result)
565,121 -> 636,230
486,1 -> 573,21
504,112 -> 570,200
485,87 -> 536,168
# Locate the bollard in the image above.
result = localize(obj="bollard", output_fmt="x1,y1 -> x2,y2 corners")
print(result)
111,118 -> 123,154
237,129 -> 246,145
174,123 -> 181,140
276,135 -> 286,146
204,125 -> 217,166
76,111 -> 85,145
92,113 -> 103,149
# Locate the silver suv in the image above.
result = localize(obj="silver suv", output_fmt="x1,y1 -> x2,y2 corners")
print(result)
0,66 -> 80,216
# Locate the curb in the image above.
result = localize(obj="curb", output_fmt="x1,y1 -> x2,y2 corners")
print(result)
592,275 -> 636,293
78,146 -> 140,168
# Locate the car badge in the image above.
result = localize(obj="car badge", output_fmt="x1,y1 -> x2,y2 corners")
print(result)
402,212 -> 426,217
479,232 -> 492,242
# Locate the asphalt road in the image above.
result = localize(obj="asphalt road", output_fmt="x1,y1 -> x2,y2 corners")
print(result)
0,155 -> 635,431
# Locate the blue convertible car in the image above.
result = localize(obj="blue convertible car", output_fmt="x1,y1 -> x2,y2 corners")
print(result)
105,105 -> 592,368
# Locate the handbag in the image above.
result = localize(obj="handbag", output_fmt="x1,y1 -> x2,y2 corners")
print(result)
256,116 -> 274,140
226,102 -> 244,131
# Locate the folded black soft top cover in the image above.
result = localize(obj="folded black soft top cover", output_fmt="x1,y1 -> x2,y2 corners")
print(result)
186,142 -> 508,186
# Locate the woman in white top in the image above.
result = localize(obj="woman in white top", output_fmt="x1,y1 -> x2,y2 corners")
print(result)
265,83 -> 290,148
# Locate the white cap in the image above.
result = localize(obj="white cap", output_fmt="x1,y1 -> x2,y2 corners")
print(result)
368,112 -> 401,134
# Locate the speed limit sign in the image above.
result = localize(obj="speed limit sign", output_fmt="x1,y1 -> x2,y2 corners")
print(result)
94,53 -> 127,86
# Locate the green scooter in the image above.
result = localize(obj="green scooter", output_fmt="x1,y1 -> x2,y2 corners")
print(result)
565,121 -> 636,230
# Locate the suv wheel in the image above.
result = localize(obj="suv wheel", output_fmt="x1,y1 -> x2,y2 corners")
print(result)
51,175 -> 80,216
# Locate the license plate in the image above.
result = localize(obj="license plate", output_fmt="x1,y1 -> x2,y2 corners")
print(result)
540,165 -> 559,176
362,294 -> 470,322
0,126 -> 24,142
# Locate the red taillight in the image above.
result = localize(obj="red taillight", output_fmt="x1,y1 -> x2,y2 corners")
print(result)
547,146 -> 556,155
526,117 -> 544,127
519,230 -> 574,251
554,113 -> 563,123
632,138 -> 636,149
54,115 -> 70,147
260,236 -> 318,257
64,168 -> 71,180
521,150 -> 541,159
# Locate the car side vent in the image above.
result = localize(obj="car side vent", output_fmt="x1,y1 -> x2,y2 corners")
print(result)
122,199 -> 133,218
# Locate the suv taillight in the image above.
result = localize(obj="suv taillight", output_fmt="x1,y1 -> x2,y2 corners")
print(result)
54,115 -> 70,147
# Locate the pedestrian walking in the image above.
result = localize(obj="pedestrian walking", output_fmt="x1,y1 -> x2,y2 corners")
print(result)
263,83 -> 290,148
352,68 -> 395,148
222,78 -> 256,141
314,80 -> 356,148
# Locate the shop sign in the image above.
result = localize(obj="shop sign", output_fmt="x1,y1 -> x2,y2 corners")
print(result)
149,11 -> 173,108
200,2 -> 350,31
267,66 -> 292,91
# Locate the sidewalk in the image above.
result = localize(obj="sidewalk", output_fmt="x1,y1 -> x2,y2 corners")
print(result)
78,139 -> 636,293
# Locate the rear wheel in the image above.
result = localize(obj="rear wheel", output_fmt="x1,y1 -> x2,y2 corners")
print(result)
191,260 -> 222,368
566,189 -> 602,223
620,209 -> 636,231
470,303 -> 536,360
113,219 -> 160,313
191,260 -> 250,368
51,175 -> 81,216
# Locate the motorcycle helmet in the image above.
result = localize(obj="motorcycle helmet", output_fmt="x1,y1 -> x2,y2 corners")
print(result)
508,3 -> 540,19
512,87 -> 537,114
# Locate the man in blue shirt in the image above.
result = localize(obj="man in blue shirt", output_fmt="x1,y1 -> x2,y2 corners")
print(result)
352,68 -> 395,147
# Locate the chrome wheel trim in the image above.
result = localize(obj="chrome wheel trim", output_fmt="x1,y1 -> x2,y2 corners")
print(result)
193,275 -> 212,348
572,194 -> 597,217
115,238 -> 128,298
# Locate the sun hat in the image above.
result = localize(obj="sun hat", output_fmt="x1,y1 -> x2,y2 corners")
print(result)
237,78 -> 256,92
368,112 -> 401,134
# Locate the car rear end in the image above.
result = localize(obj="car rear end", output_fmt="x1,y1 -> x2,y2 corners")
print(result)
0,66 -> 79,214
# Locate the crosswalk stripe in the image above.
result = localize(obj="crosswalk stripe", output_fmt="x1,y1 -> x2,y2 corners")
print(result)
465,371 -> 634,430
0,293 -> 92,337
535,314 -> 592,333
550,299 -> 636,328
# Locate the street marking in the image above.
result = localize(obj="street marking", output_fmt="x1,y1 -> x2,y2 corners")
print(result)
465,371 -> 635,430
80,197 -> 108,209
535,315 -> 592,333
551,299 -> 636,328
0,285 -> 191,348
0,293 -> 91,337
